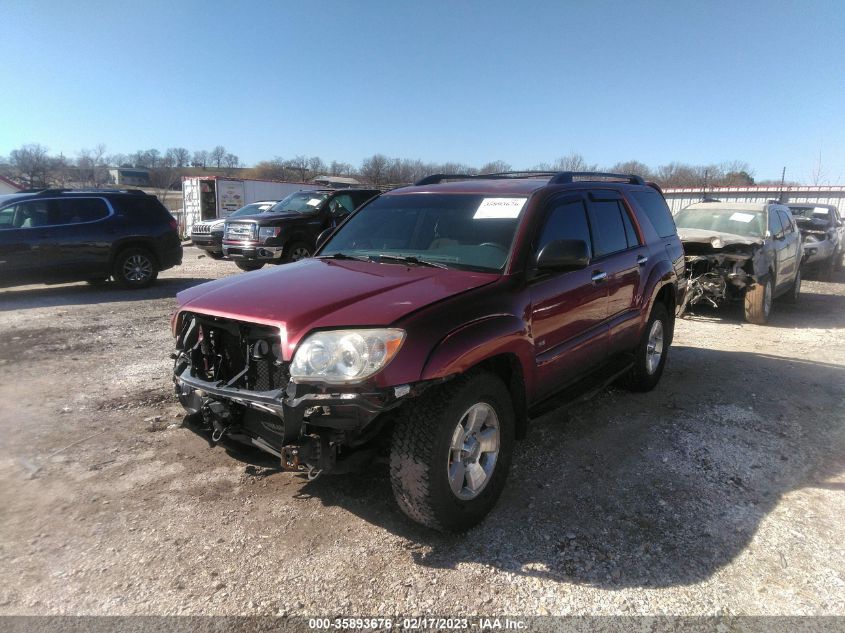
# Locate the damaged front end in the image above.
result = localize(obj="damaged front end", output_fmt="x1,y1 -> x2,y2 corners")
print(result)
171,311 -> 422,477
679,232 -> 765,313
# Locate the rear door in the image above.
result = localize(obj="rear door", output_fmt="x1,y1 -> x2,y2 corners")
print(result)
585,191 -> 647,354
776,208 -> 801,286
767,208 -> 790,291
41,197 -> 114,278
528,194 -> 608,398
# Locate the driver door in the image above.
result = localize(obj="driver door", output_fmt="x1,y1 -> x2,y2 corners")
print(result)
528,194 -> 609,399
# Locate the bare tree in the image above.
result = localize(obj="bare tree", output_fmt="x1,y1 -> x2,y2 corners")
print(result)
479,160 -> 512,174
329,160 -> 353,176
552,153 -> 596,172
168,147 -> 190,168
210,146 -> 227,169
9,144 -> 52,188
192,150 -> 208,169
610,160 -> 653,180
360,154 -> 390,185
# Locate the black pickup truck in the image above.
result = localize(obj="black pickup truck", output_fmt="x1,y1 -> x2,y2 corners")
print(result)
222,189 -> 380,271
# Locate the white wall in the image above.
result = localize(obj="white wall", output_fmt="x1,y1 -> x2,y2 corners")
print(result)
663,185 -> 845,214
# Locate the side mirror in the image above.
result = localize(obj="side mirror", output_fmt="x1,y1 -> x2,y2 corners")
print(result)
836,220 -> 843,228
316,228 -> 334,250
535,239 -> 590,272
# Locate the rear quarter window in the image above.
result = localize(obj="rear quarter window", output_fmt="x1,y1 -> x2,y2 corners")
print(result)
631,190 -> 677,238
115,196 -> 172,224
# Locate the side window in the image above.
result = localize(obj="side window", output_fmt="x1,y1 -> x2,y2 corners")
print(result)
768,209 -> 784,238
777,209 -> 794,234
536,199 -> 592,258
620,203 -> 640,247
13,201 -> 49,228
587,200 -> 629,257
332,194 -> 355,215
49,198 -> 109,225
0,205 -> 16,228
631,190 -> 676,238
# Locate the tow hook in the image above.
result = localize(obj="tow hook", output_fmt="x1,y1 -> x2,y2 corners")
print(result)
211,427 -> 229,442
281,434 -> 336,475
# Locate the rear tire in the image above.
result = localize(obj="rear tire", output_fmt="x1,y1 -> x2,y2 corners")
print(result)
235,261 -> 264,272
390,372 -> 514,532
282,241 -> 312,263
624,302 -> 670,392
744,276 -> 772,324
112,248 -> 158,289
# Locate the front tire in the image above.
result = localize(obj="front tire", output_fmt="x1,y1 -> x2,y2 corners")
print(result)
112,248 -> 158,289
624,302 -> 670,392
235,261 -> 264,272
744,276 -> 773,324
282,241 -> 313,263
389,372 -> 515,532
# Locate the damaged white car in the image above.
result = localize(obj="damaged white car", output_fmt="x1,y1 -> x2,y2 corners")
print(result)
675,201 -> 803,324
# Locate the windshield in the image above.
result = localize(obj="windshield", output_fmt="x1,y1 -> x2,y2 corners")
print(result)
319,193 -> 526,272
269,192 -> 329,214
674,207 -> 766,238
228,202 -> 273,218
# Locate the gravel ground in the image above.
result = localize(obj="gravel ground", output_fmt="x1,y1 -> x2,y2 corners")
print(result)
0,247 -> 843,617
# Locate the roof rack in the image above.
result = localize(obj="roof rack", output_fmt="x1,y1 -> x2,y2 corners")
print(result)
30,188 -> 148,196
548,172 -> 645,185
414,171 -> 559,186
414,171 -> 645,187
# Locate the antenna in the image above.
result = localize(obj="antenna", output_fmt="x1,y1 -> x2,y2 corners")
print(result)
701,169 -> 709,201
779,166 -> 787,203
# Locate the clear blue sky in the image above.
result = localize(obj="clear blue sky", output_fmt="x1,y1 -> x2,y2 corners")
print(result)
2,0 -> 844,183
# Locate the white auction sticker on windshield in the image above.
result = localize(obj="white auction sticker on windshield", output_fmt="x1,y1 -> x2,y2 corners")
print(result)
729,212 -> 755,223
474,198 -> 527,219
307,198 -> 322,207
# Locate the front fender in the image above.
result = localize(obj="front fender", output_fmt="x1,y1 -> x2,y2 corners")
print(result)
420,315 -> 535,397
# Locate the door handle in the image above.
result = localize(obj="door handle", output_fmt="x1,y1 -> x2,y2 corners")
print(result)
591,270 -> 608,284
637,255 -> 648,266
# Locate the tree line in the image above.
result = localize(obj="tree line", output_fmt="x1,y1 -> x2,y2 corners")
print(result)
1,142 -> 794,191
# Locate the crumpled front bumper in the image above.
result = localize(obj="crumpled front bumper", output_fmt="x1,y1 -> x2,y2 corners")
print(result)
173,361 -> 425,453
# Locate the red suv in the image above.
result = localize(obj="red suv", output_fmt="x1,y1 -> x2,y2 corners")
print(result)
172,172 -> 684,531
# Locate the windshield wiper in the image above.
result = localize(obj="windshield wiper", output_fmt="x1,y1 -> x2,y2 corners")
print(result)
317,252 -> 372,262
374,254 -> 449,269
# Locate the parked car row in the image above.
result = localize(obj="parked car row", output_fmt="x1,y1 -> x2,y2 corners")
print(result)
190,188 -> 380,271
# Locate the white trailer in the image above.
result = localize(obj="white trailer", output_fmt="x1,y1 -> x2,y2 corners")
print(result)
181,177 -> 319,234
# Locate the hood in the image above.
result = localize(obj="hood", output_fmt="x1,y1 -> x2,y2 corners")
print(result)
230,211 -> 305,223
677,227 -> 763,248
793,216 -> 829,232
176,258 -> 498,357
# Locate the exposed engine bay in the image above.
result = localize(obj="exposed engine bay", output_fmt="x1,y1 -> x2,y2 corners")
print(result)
171,312 -> 419,478
678,229 -> 765,313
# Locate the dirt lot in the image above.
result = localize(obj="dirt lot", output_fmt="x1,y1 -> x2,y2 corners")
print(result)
0,247 -> 843,617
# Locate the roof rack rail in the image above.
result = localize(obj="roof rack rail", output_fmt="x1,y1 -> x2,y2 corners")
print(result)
30,187 -> 148,196
414,171 -> 646,187
414,171 -> 559,186
548,172 -> 645,185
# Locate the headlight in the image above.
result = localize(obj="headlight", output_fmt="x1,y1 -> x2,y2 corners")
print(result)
804,234 -> 818,243
259,226 -> 280,241
290,329 -> 405,383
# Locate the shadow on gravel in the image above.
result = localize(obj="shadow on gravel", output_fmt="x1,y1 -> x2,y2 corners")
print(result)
0,277 -> 214,311
296,347 -> 845,589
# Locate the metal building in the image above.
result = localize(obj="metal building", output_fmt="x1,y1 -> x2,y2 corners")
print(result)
662,185 -> 845,214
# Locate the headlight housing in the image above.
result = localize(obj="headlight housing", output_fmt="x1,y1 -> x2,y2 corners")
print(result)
259,226 -> 281,242
804,234 -> 819,243
290,329 -> 405,383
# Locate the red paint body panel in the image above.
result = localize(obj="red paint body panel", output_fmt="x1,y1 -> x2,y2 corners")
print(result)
176,257 -> 497,360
